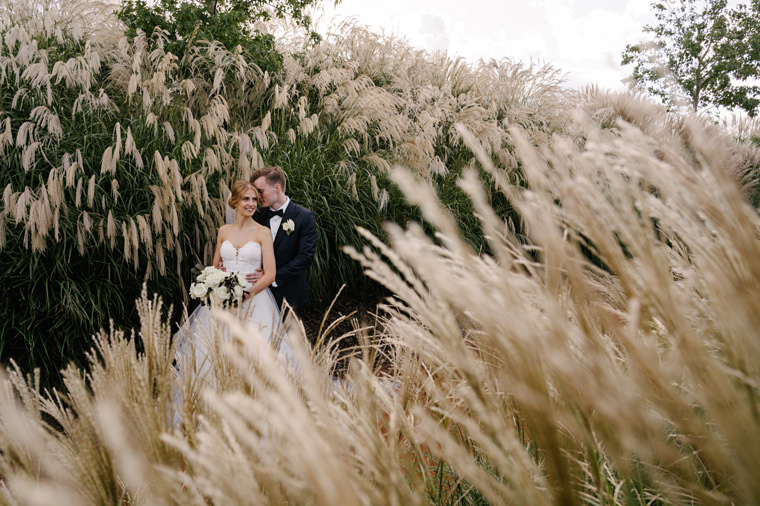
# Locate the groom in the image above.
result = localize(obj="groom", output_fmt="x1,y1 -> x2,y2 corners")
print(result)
247,166 -> 317,314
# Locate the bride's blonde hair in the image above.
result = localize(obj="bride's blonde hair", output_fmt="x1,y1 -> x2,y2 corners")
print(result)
228,180 -> 258,209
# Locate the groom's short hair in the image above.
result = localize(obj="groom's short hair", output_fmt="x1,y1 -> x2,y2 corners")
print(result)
251,166 -> 287,191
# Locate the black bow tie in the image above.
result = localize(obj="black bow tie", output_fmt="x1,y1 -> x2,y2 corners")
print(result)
268,208 -> 284,218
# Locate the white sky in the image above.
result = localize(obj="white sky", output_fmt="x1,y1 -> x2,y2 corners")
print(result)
315,0 -> 658,91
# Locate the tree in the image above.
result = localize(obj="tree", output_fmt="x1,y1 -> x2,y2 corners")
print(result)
118,0 -> 328,73
622,0 -> 760,116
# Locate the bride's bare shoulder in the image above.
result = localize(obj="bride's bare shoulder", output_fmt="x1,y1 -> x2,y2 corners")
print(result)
216,223 -> 233,239
254,223 -> 272,243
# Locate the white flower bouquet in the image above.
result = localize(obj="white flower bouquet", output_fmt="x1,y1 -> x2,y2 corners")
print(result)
189,266 -> 246,308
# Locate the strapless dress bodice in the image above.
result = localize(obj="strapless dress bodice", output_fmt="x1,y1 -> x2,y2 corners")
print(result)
220,241 -> 262,286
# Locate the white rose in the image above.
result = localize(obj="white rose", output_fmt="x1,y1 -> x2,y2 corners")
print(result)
213,285 -> 229,301
197,266 -> 217,283
232,285 -> 243,298
189,282 -> 207,299
207,269 -> 226,287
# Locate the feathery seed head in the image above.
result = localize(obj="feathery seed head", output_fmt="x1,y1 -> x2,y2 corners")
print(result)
145,112 -> 157,131
127,72 -> 139,96
181,140 -> 197,161
11,88 -> 30,110
151,201 -> 162,234
21,141 -> 40,171
16,120 -> 35,147
122,221 -> 131,263
100,146 -> 113,174
203,147 -> 221,174
0,117 -> 12,155
2,183 -> 11,209
179,78 -> 196,98
86,175 -> 95,207
106,210 -> 116,249
370,174 -> 379,201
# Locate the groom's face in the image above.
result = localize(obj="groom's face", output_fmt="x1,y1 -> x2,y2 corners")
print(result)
253,176 -> 280,208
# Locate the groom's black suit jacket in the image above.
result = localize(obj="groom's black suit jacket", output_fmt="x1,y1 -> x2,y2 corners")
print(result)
254,201 -> 317,311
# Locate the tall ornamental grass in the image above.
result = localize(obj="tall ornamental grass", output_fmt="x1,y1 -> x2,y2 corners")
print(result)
0,0 -> 574,385
0,0 -> 279,380
1,87 -> 759,504
349,113 -> 760,504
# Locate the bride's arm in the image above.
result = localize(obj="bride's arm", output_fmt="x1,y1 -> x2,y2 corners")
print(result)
245,229 -> 276,297
212,226 -> 227,269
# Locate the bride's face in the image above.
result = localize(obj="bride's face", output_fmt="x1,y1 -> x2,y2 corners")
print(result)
237,189 -> 258,216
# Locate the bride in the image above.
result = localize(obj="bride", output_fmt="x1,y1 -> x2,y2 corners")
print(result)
173,180 -> 295,420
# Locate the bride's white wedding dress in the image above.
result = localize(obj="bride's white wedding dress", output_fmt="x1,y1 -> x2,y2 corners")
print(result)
172,240 -> 296,426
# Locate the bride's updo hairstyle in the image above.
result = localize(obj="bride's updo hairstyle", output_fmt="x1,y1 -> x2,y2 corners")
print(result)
228,180 -> 258,209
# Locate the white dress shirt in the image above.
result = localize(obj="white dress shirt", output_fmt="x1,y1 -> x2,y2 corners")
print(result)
269,198 -> 290,240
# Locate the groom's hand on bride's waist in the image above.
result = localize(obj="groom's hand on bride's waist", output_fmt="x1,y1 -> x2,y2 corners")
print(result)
246,269 -> 263,285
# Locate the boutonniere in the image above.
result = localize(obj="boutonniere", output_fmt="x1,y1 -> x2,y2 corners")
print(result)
282,219 -> 295,235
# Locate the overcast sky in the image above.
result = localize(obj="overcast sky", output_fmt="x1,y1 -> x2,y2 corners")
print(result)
315,0 -> 658,91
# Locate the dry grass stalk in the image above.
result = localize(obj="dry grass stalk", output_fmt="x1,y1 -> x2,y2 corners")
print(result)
347,102 -> 760,503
